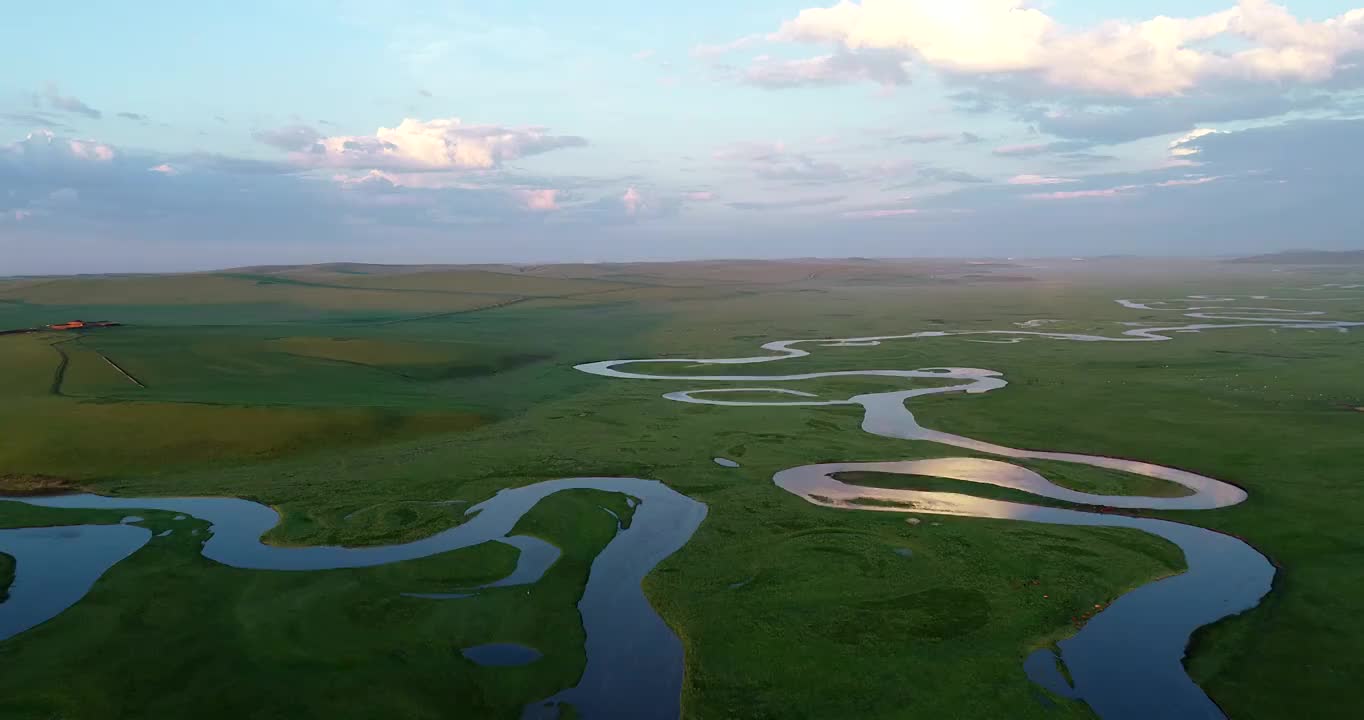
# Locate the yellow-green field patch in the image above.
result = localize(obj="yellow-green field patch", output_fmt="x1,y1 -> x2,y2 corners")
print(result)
1020,459 -> 1196,498
0,335 -> 62,395
0,397 -> 488,479
268,337 -> 464,368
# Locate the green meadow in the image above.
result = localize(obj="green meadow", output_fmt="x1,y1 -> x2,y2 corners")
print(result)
1,260 -> 1362,719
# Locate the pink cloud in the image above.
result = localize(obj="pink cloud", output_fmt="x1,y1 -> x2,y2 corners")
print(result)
520,188 -> 560,211
12,210 -> 32,222
622,187 -> 644,215
686,191 -> 716,201
993,143 -> 1046,157
66,139 -> 115,162
149,164 -> 178,175
1008,174 -> 1076,185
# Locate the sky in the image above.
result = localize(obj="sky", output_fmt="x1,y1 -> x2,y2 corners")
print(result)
2,0 -> 1363,273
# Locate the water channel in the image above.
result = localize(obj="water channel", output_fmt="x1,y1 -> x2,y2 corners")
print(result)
2,294 -> 1360,718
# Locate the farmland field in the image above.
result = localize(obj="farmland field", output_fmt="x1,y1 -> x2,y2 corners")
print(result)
2,258 -> 1363,719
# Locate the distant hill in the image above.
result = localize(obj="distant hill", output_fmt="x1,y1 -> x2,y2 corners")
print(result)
1229,250 -> 1364,265
226,262 -> 471,276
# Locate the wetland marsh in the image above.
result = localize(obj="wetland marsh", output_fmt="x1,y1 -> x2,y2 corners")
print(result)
2,259 -> 1362,719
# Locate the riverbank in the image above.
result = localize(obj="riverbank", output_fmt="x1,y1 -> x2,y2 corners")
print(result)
0,552 -> 12,602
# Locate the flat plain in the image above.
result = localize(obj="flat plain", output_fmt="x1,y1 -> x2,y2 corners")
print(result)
2,257 -> 1362,719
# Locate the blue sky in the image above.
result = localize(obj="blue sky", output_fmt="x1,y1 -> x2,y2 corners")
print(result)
2,1 -> 1363,272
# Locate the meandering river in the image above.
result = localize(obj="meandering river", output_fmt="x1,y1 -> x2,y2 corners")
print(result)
572,295 -> 1363,719
1,479 -> 706,720
1,293 -> 1359,719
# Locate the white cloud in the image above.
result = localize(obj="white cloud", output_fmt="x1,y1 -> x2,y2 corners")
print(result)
304,117 -> 587,171
0,128 -> 579,245
749,0 -> 1364,97
778,0 -> 1053,74
1170,128 -> 1227,158
1026,175 -> 1222,199
742,51 -> 910,88
1008,174 -> 1077,185
1155,175 -> 1224,187
1027,186 -> 1140,200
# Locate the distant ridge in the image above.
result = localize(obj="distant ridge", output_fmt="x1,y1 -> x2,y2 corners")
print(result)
226,262 -> 472,276
1229,250 -> 1364,265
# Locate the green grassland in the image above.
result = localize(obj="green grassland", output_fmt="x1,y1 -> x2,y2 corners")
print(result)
1,260 -> 1362,718
835,468 -> 1180,507
1017,459 -> 1195,498
0,490 -> 633,719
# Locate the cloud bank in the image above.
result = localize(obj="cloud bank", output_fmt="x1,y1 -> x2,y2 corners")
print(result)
299,118 -> 588,171
751,0 -> 1364,97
